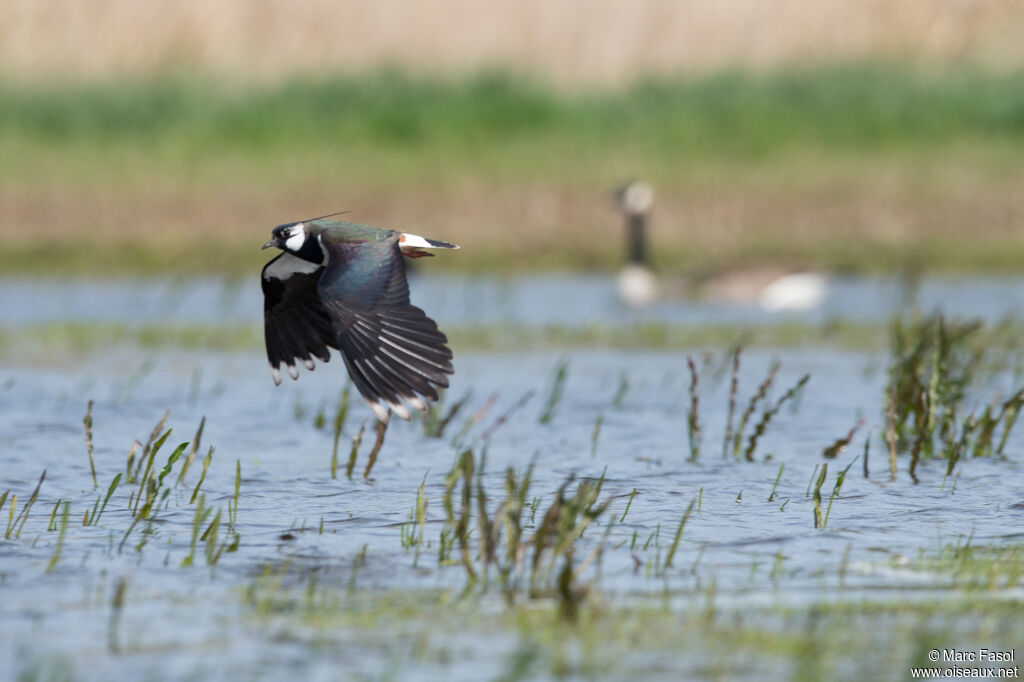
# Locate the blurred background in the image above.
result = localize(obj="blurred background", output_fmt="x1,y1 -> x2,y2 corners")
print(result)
1,0 -> 1024,278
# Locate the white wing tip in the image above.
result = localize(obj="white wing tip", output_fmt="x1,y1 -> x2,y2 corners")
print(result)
387,400 -> 411,421
270,366 -> 282,385
407,395 -> 428,413
369,400 -> 390,423
286,364 -> 299,380
302,357 -> 315,370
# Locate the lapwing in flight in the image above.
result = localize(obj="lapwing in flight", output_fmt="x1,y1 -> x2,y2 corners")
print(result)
261,214 -> 457,422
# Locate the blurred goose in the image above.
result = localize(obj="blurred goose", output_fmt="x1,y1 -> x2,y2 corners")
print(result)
613,179 -> 657,307
699,266 -> 828,312
261,215 -> 458,422
613,179 -> 828,312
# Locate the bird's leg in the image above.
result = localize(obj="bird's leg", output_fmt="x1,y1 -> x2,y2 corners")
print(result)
363,418 -> 390,479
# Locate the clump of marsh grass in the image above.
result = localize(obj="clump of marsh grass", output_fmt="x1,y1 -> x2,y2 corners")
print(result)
809,459 -> 856,528
741,374 -> 810,461
181,493 -> 239,568
719,351 -> 810,461
729,358 -> 779,458
884,314 -> 1024,481
435,449 -> 612,617
683,348 -> 809,463
5,404 -> 241,571
91,407 -> 237,560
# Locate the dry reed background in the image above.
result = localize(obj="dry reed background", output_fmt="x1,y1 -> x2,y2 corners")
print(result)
3,0 -> 1024,83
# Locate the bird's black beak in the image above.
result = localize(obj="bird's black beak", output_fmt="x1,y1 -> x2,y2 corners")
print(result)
262,239 -> 279,250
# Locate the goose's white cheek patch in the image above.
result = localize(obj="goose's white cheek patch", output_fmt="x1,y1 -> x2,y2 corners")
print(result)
285,227 -> 306,252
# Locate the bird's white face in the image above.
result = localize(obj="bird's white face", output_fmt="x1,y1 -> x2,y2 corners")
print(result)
279,222 -> 308,253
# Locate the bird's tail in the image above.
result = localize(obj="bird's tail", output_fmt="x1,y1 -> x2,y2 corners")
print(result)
399,233 -> 460,258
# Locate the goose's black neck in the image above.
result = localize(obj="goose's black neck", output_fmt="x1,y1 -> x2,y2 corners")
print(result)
627,213 -> 647,266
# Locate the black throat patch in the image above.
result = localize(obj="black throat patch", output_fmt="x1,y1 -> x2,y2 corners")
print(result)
292,233 -> 326,265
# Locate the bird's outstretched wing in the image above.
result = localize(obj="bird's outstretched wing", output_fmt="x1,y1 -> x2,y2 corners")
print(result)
262,252 -> 337,384
316,233 -> 454,421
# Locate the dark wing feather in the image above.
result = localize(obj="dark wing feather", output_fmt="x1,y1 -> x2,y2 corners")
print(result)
316,232 -> 453,420
261,253 -> 337,384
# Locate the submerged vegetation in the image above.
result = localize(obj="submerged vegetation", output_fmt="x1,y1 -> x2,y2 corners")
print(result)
435,449 -> 612,613
0,409 -> 238,568
884,315 -> 1024,481
4,303 -> 1024,678
235,569 -> 1024,682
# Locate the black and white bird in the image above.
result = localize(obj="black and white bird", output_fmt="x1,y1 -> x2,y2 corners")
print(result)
261,215 -> 458,423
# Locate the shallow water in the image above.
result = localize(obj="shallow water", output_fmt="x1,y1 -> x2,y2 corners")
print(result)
1,277 -> 1023,680
5,272 -> 1024,327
